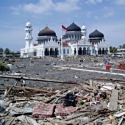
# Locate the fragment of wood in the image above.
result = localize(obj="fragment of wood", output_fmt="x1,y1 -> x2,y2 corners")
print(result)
78,83 -> 95,92
5,117 -> 15,125
100,100 -> 108,109
64,112 -> 90,121
114,111 -> 125,117
29,97 -> 45,101
118,116 -> 124,125
79,114 -> 102,125
2,86 -> 13,98
48,119 -> 78,125
97,109 -> 115,114
109,89 -> 118,111
79,109 -> 94,113
13,97 -> 28,101
4,84 -> 56,94
44,96 -> 56,103
93,78 -> 125,82
89,79 -> 93,87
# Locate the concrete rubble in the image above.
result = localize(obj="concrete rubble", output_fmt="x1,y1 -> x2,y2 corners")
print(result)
0,55 -> 125,125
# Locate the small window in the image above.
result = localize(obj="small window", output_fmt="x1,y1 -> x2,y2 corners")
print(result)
63,49 -> 65,54
67,49 -> 69,54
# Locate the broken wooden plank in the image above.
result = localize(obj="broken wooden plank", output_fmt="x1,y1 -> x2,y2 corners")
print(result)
64,112 -> 90,121
2,86 -> 13,98
109,89 -> 118,111
4,85 -> 56,94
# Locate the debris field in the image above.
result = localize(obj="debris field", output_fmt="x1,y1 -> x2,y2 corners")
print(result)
1,55 -> 125,125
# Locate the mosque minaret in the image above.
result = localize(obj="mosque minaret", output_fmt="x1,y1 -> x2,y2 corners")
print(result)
25,21 -> 33,48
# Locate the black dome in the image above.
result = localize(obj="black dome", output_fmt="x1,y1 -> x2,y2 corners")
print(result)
67,22 -> 81,31
89,29 -> 104,38
38,26 -> 56,36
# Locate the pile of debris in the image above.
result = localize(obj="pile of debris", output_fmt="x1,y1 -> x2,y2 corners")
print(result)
1,76 -> 125,125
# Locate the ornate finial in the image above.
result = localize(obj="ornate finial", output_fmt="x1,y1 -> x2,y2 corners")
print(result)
96,27 -> 97,29
28,18 -> 29,22
73,20 -> 74,22
46,23 -> 48,26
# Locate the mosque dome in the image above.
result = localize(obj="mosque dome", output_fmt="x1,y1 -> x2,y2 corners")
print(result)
67,22 -> 81,31
38,26 -> 56,36
89,29 -> 104,38
26,22 -> 32,27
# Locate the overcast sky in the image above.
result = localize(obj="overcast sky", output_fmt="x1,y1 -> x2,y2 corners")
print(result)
0,0 -> 125,51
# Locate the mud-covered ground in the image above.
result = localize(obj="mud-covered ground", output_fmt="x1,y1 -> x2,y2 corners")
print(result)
0,55 -> 125,89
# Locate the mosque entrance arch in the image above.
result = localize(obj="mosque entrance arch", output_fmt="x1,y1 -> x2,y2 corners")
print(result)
105,48 -> 108,54
83,47 -> 86,55
45,48 -> 49,56
98,48 -> 101,55
74,48 -> 76,55
78,47 -> 82,55
102,48 -> 105,54
34,50 -> 37,56
55,48 -> 58,57
50,48 -> 54,56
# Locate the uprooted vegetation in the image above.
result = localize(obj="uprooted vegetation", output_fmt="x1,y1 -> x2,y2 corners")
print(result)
0,58 -> 10,72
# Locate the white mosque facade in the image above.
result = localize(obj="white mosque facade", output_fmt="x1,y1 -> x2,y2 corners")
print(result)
20,22 -> 110,58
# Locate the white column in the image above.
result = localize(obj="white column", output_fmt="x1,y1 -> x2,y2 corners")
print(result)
86,47 -> 87,55
108,48 -> 110,54
101,48 -> 102,54
96,48 -> 98,55
48,48 -> 50,56
90,47 -> 93,55
72,48 -> 74,55
43,48 -> 45,56
82,47 -> 83,55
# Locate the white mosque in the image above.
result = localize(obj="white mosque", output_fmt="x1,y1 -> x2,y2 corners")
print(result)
20,21 -> 110,58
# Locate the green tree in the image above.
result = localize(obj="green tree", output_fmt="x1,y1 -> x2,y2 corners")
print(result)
122,44 -> 125,48
110,46 -> 113,53
112,47 -> 117,53
110,46 -> 117,53
5,48 -> 10,55
0,48 -> 3,53
10,51 -> 15,56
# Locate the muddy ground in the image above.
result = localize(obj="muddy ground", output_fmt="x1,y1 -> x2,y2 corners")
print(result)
0,55 -> 125,89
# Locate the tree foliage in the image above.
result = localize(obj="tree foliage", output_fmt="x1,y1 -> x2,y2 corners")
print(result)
122,44 -> 125,48
0,48 -> 3,53
5,48 -> 10,55
110,46 -> 117,53
0,59 -> 10,72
